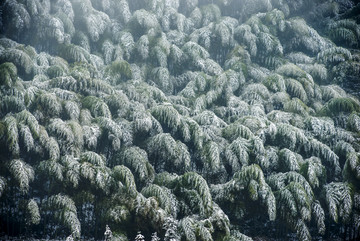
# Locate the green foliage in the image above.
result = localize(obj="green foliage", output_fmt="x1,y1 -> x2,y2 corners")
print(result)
279,148 -> 300,172
58,44 -> 90,63
267,171 -> 321,240
81,151 -> 106,168
48,118 -> 75,147
37,92 -> 63,117
45,194 -> 81,238
151,103 -> 181,131
132,109 -> 163,137
151,67 -> 173,94
179,217 -> 196,241
312,200 -> 325,235
285,17 -> 332,54
118,147 -> 155,186
64,101 -> 80,120
0,62 -> 17,88
147,133 -> 191,173
274,123 -> 308,150
0,177 -> 6,197
9,159 -> 34,194
38,159 -> 64,182
305,116 -> 335,139
319,97 -> 360,116
163,216 -> 180,241
0,47 -> 34,77
343,152 -> 360,180
180,172 -> 213,215
300,157 -> 326,189
263,73 -> 286,92
182,41 -> 210,63
112,165 -> 137,196
4,115 -> 20,156
317,47 -> 352,66
136,35 -> 150,61
277,181 -> 311,220
105,60 -> 133,84
34,14 -> 66,44
235,164 -> 276,221
223,230 -> 253,241
2,0 -> 31,37
241,83 -> 270,105
224,138 -> 250,174
82,96 -> 112,118
328,19 -> 360,47
222,123 -> 254,141
78,151 -> 112,193
50,75 -> 114,96
295,219 -> 311,241
320,84 -> 347,101
347,112 -> 360,132
45,137 -> 61,161
324,182 -> 353,223
141,184 -> 175,216
106,205 -> 130,225
200,4 -> 221,27
129,9 -> 159,37
285,78 -> 308,103
201,141 -> 224,178
26,199 -> 40,225
284,98 -> 309,116
61,155 -> 81,188
268,171 -> 314,202
1,1 -> 360,240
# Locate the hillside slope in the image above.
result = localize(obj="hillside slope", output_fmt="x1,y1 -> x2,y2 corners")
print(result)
0,0 -> 360,240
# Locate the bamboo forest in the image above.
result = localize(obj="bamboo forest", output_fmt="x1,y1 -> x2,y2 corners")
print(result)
1,0 -> 360,240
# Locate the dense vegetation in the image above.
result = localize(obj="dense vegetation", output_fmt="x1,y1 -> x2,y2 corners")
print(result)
0,0 -> 360,240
